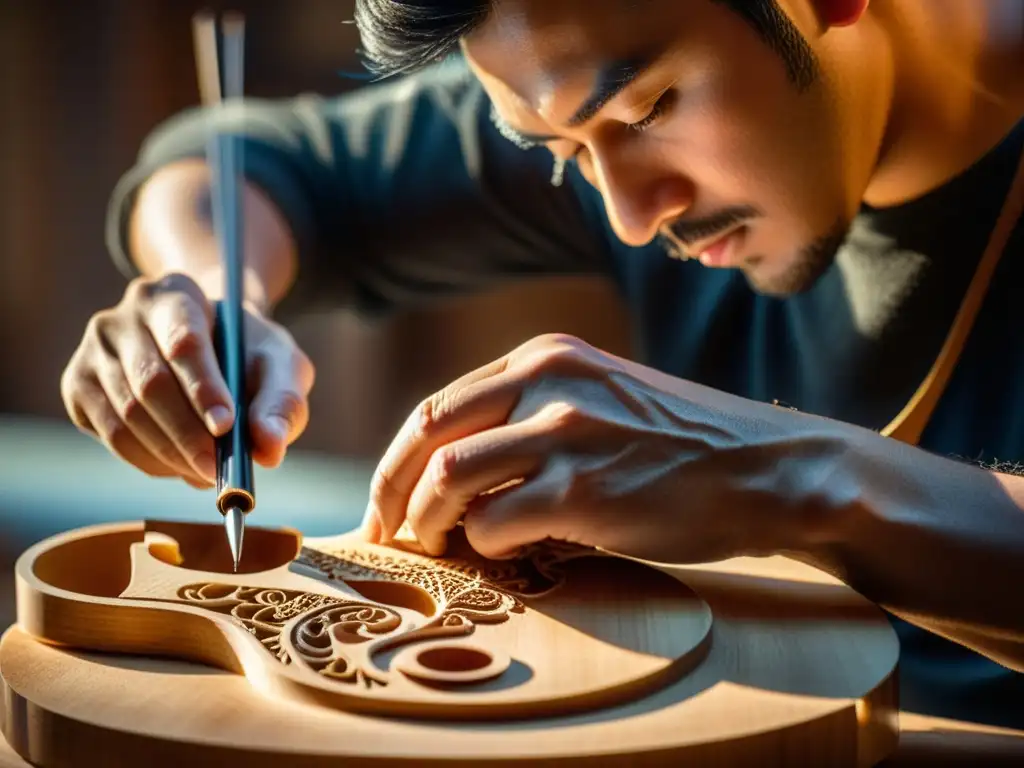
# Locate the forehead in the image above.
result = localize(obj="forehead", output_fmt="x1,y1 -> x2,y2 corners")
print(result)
464,0 -> 689,110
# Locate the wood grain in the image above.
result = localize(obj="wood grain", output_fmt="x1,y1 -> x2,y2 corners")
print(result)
3,519 -> 904,765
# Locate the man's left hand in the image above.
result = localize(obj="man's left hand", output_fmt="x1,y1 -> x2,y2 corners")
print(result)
360,334 -> 850,563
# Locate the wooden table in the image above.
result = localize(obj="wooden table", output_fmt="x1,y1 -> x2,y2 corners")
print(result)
2,417 -> 1022,764
0,628 -> 1019,768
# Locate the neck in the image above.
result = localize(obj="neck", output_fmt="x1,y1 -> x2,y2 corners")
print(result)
863,0 -> 1024,208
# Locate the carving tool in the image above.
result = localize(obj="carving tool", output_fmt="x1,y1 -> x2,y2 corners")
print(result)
193,11 -> 253,571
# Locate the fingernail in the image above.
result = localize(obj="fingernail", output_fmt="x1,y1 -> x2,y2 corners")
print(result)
204,405 -> 233,435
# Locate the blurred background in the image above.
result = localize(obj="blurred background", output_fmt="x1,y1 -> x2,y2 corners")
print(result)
0,1 -> 630,626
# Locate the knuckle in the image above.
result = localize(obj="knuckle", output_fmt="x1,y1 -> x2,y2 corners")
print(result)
426,446 -> 460,496
518,332 -> 579,354
157,271 -> 199,294
100,418 -> 133,453
268,390 -> 307,425
164,323 -> 206,361
368,466 -> 399,511
85,310 -> 118,341
129,272 -> 193,300
118,392 -> 148,424
412,397 -> 438,441
527,342 -> 588,378
416,389 -> 453,438
537,332 -> 583,348
124,276 -> 157,304
542,400 -> 587,431
133,359 -> 173,399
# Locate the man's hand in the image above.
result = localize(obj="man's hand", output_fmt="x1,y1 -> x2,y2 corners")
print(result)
60,273 -> 315,488
361,333 -> 848,563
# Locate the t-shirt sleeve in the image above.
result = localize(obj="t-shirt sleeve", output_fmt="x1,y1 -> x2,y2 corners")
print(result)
105,58 -> 614,320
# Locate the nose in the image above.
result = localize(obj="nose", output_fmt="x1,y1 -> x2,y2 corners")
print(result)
587,145 -> 694,247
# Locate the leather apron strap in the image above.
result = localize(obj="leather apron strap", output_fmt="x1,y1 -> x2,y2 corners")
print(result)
882,144 -> 1024,446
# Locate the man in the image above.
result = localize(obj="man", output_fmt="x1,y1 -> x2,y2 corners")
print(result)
62,0 -> 1024,728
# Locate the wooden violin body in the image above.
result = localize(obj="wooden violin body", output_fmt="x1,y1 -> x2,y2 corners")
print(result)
2,519 -> 901,766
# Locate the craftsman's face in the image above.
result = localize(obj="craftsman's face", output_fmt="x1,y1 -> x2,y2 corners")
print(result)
463,0 -> 878,295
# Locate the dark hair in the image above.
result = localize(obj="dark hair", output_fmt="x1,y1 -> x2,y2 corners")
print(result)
353,0 -> 819,89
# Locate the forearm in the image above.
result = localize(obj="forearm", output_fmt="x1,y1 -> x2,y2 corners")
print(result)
127,158 -> 297,314
107,62 -> 612,323
801,428 -> 1024,667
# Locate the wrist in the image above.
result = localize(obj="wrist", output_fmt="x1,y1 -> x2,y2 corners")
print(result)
776,421 -> 934,575
754,422 -> 872,560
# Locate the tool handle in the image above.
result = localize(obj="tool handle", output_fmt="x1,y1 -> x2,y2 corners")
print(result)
194,11 -> 252,517
213,297 -> 255,514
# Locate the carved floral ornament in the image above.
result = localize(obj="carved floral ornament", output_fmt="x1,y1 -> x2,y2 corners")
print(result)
174,542 -> 590,688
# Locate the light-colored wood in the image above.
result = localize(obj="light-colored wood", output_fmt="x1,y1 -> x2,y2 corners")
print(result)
5,519 -> 901,765
1,664 -> 1016,768
16,520 -> 713,721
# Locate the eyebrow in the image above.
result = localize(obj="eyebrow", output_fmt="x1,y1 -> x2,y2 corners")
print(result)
567,54 -> 658,127
489,52 -> 662,148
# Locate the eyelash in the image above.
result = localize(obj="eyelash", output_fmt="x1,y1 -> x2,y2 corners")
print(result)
490,88 -> 675,157
562,92 -> 674,165
626,90 -> 675,132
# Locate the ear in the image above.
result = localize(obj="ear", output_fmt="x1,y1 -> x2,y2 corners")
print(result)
812,0 -> 870,28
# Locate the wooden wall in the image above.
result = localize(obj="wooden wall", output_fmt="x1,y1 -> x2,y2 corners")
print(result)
0,0 -> 630,460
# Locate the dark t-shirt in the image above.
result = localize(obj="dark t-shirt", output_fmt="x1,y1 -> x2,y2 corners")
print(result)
106,59 -> 1024,728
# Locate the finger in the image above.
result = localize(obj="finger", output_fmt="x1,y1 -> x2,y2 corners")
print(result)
360,506 -> 384,543
120,329 -> 217,481
73,376 -> 195,481
94,357 -> 203,481
146,291 -> 234,436
369,364 -> 525,544
462,460 -> 581,560
247,346 -> 315,468
62,379 -> 97,437
405,418 -> 552,556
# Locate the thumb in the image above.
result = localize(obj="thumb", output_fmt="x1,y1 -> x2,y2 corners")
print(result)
247,346 -> 315,468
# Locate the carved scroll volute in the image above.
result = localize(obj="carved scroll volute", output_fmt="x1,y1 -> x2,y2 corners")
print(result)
110,525 -> 713,720
118,531 -> 534,693
119,533 -> 444,691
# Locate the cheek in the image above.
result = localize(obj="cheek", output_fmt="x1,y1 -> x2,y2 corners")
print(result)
672,64 -> 849,232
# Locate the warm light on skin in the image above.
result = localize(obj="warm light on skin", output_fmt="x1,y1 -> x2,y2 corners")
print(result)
462,0 -> 1024,296
463,0 -> 888,295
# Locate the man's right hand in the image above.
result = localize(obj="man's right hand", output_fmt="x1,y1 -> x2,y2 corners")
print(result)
60,273 -> 315,488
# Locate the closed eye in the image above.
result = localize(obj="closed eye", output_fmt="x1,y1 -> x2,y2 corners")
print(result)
489,88 -> 676,152
626,90 -> 676,132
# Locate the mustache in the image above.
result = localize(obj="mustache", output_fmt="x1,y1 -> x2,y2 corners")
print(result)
667,206 -> 761,246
